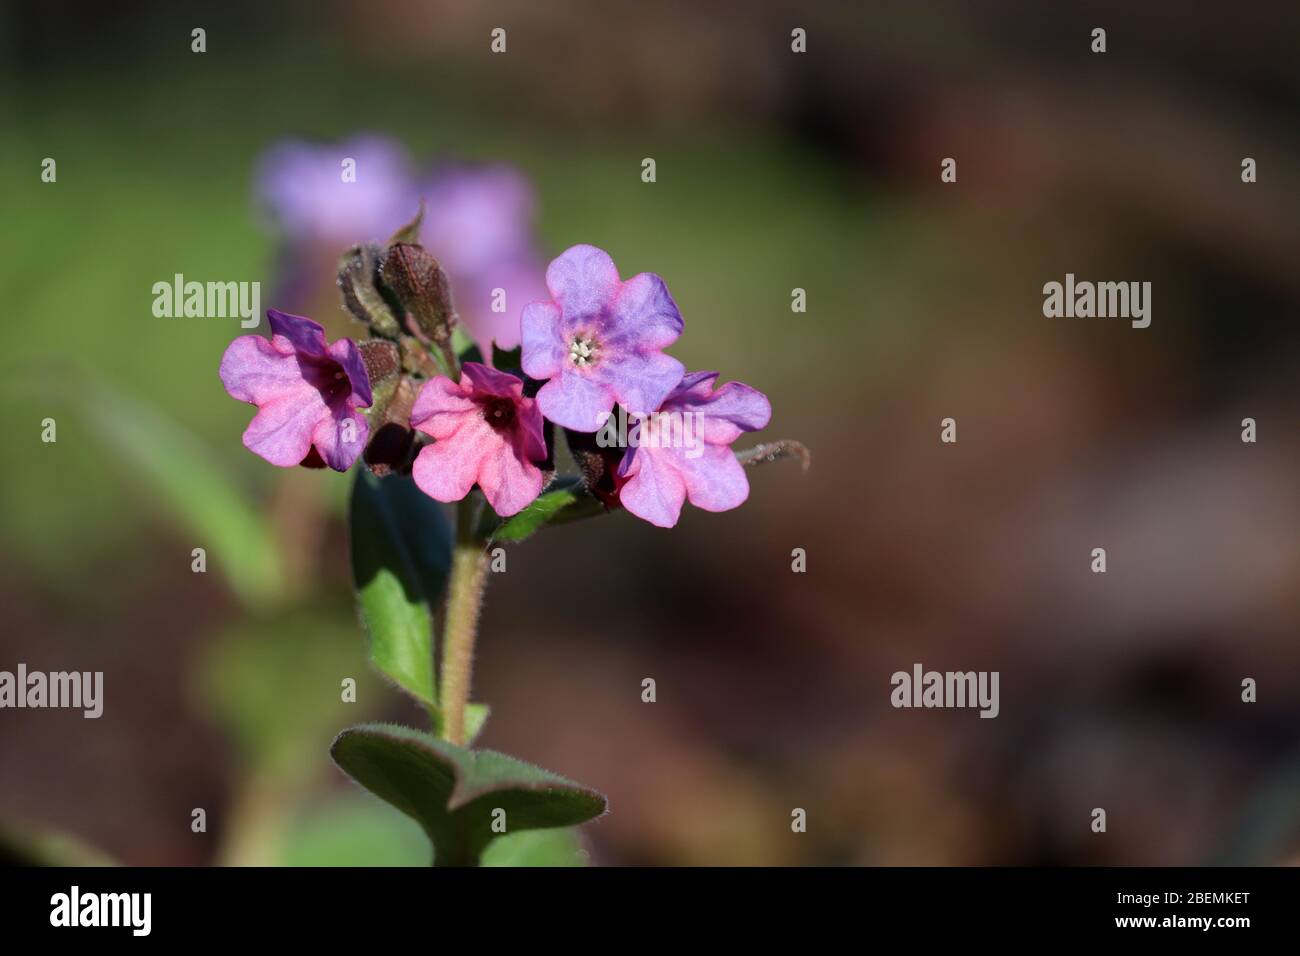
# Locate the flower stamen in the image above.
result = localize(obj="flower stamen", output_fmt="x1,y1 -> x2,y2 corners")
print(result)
568,335 -> 599,368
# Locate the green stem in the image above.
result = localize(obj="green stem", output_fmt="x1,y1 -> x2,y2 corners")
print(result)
440,496 -> 489,747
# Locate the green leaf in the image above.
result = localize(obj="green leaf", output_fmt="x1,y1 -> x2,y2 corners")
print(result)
482,827 -> 590,867
349,471 -> 452,719
200,607 -> 386,781
485,476 -> 604,544
276,793 -> 429,867
330,723 -> 606,866
276,793 -> 589,867
75,376 -> 284,610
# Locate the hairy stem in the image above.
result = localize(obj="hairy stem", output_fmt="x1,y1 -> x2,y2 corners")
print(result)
440,496 -> 489,747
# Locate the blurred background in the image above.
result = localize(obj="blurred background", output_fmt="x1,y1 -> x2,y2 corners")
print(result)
1,0 -> 1297,865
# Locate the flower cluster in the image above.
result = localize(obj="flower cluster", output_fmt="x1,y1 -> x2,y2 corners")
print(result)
223,228 -> 780,527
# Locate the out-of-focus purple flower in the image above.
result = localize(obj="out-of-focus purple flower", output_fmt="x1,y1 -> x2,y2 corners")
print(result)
219,309 -> 372,472
410,362 -> 548,517
520,244 -> 685,432
616,372 -> 771,528
256,135 -> 415,245
256,140 -> 547,354
418,164 -> 547,352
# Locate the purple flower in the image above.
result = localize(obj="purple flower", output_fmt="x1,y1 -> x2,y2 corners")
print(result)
410,362 -> 548,517
256,135 -> 415,245
256,140 -> 547,353
616,372 -> 771,528
219,309 -> 372,472
418,164 -> 547,352
520,245 -> 686,432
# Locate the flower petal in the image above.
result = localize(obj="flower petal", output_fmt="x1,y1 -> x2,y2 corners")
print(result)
220,334 -> 304,405
544,244 -> 620,323
520,301 -> 566,379
313,404 -> 369,472
240,384 -> 329,467
267,309 -> 330,359
410,376 -> 477,439
608,272 -> 683,351
536,370 -> 615,432
666,374 -> 771,445
677,443 -> 750,512
411,416 -> 497,503
476,434 -> 545,516
617,446 -> 687,528
328,336 -> 373,407
460,361 -> 526,400
514,392 -> 549,464
594,350 -> 686,418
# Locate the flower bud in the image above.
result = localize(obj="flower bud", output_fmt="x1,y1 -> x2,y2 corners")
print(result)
380,242 -> 456,349
338,242 -> 401,338
358,339 -> 401,389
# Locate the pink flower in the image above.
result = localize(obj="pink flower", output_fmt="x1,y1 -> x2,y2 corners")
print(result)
219,310 -> 372,472
617,372 -> 771,528
410,363 -> 548,517
521,245 -> 685,432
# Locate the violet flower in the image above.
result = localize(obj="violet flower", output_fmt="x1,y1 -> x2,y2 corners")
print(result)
520,244 -> 685,432
256,135 -> 415,245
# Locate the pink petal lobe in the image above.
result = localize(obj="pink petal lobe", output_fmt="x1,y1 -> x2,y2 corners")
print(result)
617,446 -> 687,528
678,444 -> 750,512
241,384 -> 329,467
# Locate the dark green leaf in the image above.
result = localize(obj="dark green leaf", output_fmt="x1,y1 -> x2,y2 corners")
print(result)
491,343 -> 523,376
330,723 -> 606,866
458,343 -> 485,366
349,472 -> 451,717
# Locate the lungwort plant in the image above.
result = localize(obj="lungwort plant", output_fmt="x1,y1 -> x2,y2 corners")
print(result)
217,209 -> 808,865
